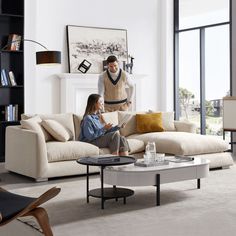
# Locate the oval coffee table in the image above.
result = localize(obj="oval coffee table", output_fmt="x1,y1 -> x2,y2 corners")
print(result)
77,156 -> 136,209
104,157 -> 210,206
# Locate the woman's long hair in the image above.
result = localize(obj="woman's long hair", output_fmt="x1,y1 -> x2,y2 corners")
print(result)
81,94 -> 101,125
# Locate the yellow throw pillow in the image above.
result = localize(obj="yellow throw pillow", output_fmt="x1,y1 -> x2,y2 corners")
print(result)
136,113 -> 164,133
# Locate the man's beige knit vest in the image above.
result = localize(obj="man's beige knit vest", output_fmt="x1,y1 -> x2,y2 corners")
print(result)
104,70 -> 127,102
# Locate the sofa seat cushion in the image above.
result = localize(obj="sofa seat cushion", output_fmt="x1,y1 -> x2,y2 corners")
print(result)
190,152 -> 234,169
99,139 -> 145,155
128,132 -> 228,155
46,141 -> 99,162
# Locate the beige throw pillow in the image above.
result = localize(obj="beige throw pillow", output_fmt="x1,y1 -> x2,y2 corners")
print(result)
20,115 -> 53,141
21,113 -> 75,140
20,116 -> 45,139
41,119 -> 70,142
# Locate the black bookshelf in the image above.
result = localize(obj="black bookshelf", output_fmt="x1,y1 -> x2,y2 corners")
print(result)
0,0 -> 24,162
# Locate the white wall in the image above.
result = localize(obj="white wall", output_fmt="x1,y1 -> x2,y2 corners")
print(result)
159,0 -> 174,111
24,0 -> 167,114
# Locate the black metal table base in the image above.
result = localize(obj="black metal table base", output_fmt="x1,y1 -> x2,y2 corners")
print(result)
155,174 -> 201,206
89,187 -> 134,206
85,164 -> 134,209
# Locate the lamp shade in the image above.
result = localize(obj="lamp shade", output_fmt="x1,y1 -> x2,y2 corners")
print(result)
36,51 -> 61,65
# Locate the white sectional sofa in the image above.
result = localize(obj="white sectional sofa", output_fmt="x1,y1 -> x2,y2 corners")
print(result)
5,111 -> 233,181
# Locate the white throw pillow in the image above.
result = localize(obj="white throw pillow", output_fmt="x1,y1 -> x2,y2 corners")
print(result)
41,119 -> 70,142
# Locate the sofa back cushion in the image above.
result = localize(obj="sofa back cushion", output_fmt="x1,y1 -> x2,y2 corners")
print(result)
136,113 -> 164,133
22,113 -> 75,140
119,111 -> 142,137
73,114 -> 83,141
160,112 -> 175,131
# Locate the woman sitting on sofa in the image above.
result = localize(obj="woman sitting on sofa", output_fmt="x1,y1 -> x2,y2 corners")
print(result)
79,93 -> 129,156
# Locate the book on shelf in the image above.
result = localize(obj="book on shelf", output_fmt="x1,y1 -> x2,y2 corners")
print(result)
1,69 -> 10,86
9,71 -> 17,86
1,70 -> 7,86
6,34 -> 22,51
5,104 -> 18,121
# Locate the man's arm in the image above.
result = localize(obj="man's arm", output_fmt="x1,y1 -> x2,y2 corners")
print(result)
98,74 -> 105,96
126,73 -> 134,103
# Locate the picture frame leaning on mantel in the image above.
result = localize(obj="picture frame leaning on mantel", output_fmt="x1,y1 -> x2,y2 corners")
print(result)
66,25 -> 128,74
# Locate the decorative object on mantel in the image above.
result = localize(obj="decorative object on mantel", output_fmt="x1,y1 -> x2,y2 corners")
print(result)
67,25 -> 128,74
125,55 -> 134,74
78,59 -> 92,73
102,60 -> 108,71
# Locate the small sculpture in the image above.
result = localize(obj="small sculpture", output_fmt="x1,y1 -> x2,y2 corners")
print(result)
125,55 -> 134,74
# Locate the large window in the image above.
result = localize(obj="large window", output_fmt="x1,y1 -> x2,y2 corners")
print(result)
174,0 -> 231,139
179,0 -> 229,29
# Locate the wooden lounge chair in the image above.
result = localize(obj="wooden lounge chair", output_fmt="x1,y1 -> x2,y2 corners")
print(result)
0,186 -> 61,236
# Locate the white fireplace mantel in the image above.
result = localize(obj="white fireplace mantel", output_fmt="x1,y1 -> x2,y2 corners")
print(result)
58,73 -> 147,115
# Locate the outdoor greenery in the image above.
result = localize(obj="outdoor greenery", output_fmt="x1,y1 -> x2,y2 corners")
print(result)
179,87 -> 194,120
179,87 -> 224,136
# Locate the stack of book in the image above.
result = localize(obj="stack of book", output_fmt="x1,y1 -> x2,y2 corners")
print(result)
1,69 -> 17,86
86,155 -> 120,164
5,104 -> 18,121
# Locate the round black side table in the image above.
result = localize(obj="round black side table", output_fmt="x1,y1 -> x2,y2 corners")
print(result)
77,156 -> 136,209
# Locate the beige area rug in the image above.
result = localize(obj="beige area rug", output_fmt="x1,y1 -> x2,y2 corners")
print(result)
1,164 -> 236,236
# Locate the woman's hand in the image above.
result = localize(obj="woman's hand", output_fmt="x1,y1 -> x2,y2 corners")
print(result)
120,122 -> 126,128
99,114 -> 106,124
104,123 -> 113,130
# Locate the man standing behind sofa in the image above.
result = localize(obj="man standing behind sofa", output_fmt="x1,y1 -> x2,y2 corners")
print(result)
98,55 -> 134,112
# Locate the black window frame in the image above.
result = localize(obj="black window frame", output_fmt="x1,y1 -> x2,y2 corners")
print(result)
174,0 -> 232,135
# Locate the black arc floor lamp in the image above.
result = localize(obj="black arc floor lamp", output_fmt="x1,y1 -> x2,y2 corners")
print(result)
0,39 -> 61,182
1,39 -> 61,65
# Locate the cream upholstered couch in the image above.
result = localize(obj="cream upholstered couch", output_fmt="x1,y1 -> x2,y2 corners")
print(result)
5,111 -> 233,181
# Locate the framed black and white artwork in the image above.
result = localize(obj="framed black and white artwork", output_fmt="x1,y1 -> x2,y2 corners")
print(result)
67,25 -> 128,73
